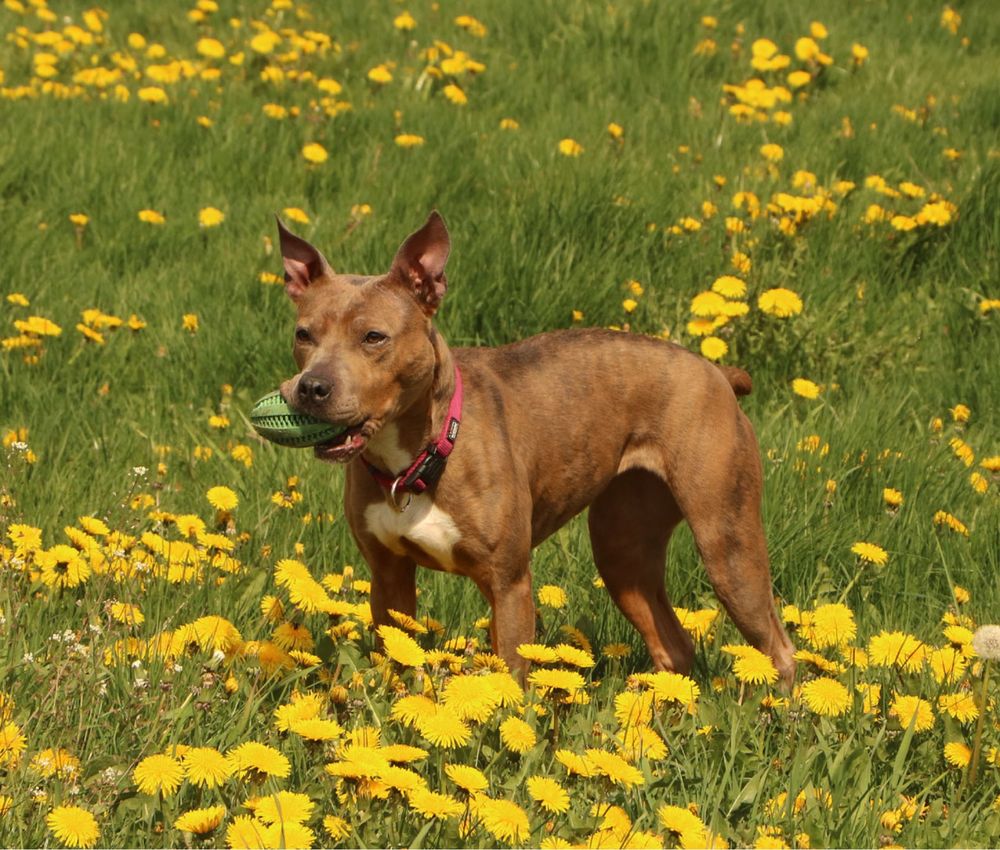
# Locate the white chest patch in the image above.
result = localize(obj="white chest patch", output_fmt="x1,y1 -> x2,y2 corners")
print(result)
363,497 -> 462,572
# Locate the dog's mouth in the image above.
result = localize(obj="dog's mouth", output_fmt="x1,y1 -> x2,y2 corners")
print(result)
313,419 -> 373,463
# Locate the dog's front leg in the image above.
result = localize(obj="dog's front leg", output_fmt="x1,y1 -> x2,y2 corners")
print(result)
364,544 -> 417,631
470,554 -> 535,680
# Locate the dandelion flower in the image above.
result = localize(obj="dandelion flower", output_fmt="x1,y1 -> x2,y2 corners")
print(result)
443,83 -> 467,105
792,378 -> 820,399
415,710 -> 472,748
137,209 -> 165,225
378,625 -> 426,667
938,692 -> 978,724
395,133 -> 425,148
323,815 -> 350,841
175,804 -> 226,834
558,138 -> 583,157
196,38 -> 225,59
538,585 -> 567,608
207,486 -> 238,511
725,645 -> 779,686
943,742 -> 971,768
711,275 -> 746,298
527,775 -> 570,813
851,541 -> 888,565
760,143 -> 784,162
883,488 -> 903,508
700,336 -> 728,361
499,716 -> 536,754
478,797 -> 530,844
528,668 -> 586,695
408,787 -> 464,820
445,763 -> 488,794
301,143 -> 328,164
198,207 -> 225,228
225,815 -> 267,849
37,545 -> 91,589
799,677 -> 851,716
889,694 -> 934,732
868,631 -> 926,671
758,287 -> 803,317
393,10 -> 416,30
181,747 -> 231,788
46,806 -> 100,849
658,804 -> 708,848
391,694 -> 438,729
282,207 -> 310,225
440,675 -> 503,723
253,791 -> 314,825
133,753 -> 185,796
226,742 -> 290,780
585,748 -> 645,786
804,603 -> 856,648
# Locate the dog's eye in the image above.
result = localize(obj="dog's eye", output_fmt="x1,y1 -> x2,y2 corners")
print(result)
295,327 -> 312,344
363,330 -> 388,345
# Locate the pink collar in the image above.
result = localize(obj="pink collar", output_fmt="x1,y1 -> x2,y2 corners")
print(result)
362,365 -> 463,509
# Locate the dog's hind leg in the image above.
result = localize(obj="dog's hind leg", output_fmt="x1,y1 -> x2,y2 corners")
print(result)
672,415 -> 796,688
588,468 -> 694,674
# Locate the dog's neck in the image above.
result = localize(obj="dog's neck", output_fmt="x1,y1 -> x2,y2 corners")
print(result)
362,328 -> 456,475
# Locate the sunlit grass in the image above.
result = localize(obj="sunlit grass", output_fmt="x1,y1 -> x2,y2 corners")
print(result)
0,0 -> 998,847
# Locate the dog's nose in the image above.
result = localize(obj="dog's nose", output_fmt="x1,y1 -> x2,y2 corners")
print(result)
297,373 -> 332,403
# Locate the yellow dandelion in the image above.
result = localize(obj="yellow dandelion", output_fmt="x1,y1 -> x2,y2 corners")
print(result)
377,625 -> 426,667
538,584 -> 567,608
937,692 -> 978,724
851,541 -> 888,565
792,378 -> 820,399
889,694 -> 935,732
395,133 -> 425,148
182,747 -> 231,788
133,753 -> 185,796
558,138 -> 583,157
700,336 -> 728,361
408,788 -> 464,820
175,804 -> 226,834
445,763 -> 489,794
868,631 -> 926,671
137,209 -> 166,225
206,486 -> 238,511
496,716 -> 536,757
760,143 -> 784,162
943,742 -> 971,768
799,677 -> 851,716
46,806 -> 100,849
301,143 -> 328,164
527,775 -> 570,813
477,797 -> 530,844
415,710 -> 472,748
724,645 -> 778,686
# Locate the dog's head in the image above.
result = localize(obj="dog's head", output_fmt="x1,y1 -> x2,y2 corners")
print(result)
277,211 -> 450,462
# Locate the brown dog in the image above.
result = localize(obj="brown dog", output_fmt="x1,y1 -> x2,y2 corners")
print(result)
277,211 -> 796,687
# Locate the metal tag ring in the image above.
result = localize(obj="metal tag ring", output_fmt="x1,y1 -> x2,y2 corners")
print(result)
389,477 -> 412,513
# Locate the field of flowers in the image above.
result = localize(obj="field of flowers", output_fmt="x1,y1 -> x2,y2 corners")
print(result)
1,0 -> 998,847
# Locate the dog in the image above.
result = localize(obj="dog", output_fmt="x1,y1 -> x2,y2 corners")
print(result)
277,211 -> 796,687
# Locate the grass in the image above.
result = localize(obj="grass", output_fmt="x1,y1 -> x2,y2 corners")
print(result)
0,0 -> 998,847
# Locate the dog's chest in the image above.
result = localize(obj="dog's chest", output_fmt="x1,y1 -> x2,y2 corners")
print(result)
363,498 -> 462,572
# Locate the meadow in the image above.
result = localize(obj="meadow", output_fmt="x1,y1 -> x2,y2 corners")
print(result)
0,0 -> 998,846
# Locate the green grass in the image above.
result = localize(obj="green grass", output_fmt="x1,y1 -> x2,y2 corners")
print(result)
0,0 -> 998,847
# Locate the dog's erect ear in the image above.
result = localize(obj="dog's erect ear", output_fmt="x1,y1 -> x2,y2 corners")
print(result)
276,217 -> 333,300
389,211 -> 451,315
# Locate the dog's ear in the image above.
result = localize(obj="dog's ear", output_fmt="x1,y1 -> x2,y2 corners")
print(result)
389,211 -> 450,315
276,217 -> 333,300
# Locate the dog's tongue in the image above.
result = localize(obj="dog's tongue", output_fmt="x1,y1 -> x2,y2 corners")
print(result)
314,429 -> 366,462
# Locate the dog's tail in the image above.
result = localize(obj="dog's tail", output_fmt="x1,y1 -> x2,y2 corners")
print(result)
717,365 -> 752,397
